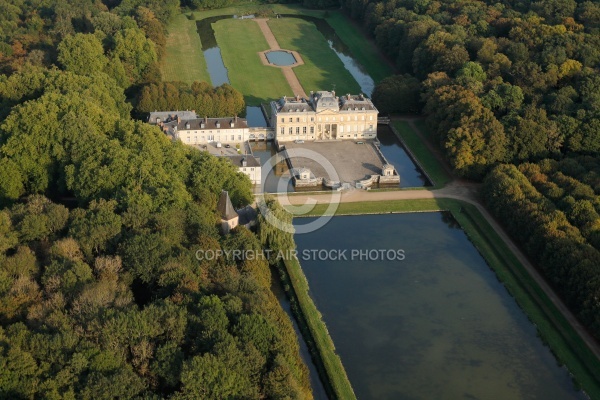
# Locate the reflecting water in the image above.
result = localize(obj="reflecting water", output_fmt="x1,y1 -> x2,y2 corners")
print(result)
270,268 -> 329,400
250,142 -> 294,193
293,213 -> 586,400
196,16 -> 231,86
245,106 -> 268,127
203,47 -> 229,86
281,15 -> 375,96
377,125 -> 430,188
266,50 -> 298,66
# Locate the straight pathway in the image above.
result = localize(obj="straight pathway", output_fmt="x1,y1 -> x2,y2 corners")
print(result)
254,18 -> 307,98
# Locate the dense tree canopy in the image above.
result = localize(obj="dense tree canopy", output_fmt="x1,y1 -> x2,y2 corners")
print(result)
0,2 -> 313,398
364,0 -> 600,178
483,158 -> 600,339
136,81 -> 245,118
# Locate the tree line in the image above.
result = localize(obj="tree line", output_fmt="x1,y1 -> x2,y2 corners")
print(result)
364,0 -> 600,178
136,81 -> 245,118
483,160 -> 600,340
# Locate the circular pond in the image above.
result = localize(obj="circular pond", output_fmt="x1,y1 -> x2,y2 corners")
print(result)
265,50 -> 297,66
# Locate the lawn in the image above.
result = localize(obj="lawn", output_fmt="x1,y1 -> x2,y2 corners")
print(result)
391,120 -> 452,187
325,13 -> 394,83
213,18 -> 292,105
160,14 -> 210,83
268,17 -> 361,96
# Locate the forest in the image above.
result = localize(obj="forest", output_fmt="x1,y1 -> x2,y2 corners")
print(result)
363,0 -> 600,178
0,0 -> 310,398
483,159 -> 600,339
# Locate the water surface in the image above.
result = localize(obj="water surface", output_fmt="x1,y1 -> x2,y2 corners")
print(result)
281,15 -> 375,96
196,16 -> 231,86
266,50 -> 297,66
293,213 -> 585,400
270,268 -> 328,400
250,141 -> 293,193
377,125 -> 430,187
245,106 -> 268,127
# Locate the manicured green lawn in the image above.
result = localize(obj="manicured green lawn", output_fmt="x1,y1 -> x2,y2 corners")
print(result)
268,18 -> 361,96
325,13 -> 394,83
213,19 -> 292,104
161,14 -> 210,83
392,120 -> 452,187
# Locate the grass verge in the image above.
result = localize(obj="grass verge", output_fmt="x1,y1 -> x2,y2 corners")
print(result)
161,14 -> 210,83
268,18 -> 360,95
287,198 -> 600,398
278,256 -> 356,400
391,121 -> 451,188
213,19 -> 292,104
324,13 -> 394,83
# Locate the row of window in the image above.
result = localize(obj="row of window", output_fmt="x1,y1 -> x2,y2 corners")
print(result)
280,115 -> 374,123
278,125 -> 374,135
184,134 -> 243,142
280,127 -> 312,135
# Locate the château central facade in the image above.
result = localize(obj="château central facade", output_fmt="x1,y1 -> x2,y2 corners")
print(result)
270,91 -> 378,142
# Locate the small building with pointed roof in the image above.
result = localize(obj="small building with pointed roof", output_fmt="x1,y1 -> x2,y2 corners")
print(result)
217,190 -> 239,234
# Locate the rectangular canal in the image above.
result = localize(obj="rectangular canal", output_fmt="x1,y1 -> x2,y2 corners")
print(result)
293,213 -> 585,399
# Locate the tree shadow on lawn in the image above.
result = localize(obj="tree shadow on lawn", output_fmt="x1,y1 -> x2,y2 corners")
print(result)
284,19 -> 361,95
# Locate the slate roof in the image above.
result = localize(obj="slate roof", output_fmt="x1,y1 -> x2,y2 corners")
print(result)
225,155 -> 261,168
272,91 -> 377,114
217,190 -> 238,220
178,117 -> 248,131
148,111 -> 197,124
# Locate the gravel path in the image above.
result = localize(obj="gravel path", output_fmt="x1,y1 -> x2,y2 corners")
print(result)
254,18 -> 307,98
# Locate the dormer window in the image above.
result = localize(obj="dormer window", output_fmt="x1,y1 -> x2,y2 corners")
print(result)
216,122 -> 221,128
201,123 -> 205,129
185,122 -> 191,129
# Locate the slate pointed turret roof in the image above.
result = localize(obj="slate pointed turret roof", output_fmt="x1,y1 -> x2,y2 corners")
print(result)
217,190 -> 238,220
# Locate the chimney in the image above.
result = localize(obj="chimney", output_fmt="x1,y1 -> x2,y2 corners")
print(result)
235,115 -> 238,123
332,90 -> 335,97
177,116 -> 181,124
296,94 -> 300,101
205,116 -> 208,124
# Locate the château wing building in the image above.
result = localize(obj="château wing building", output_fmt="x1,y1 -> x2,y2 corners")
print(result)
270,91 -> 378,142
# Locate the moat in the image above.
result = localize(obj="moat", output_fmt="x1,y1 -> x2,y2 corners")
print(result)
293,213 -> 585,399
